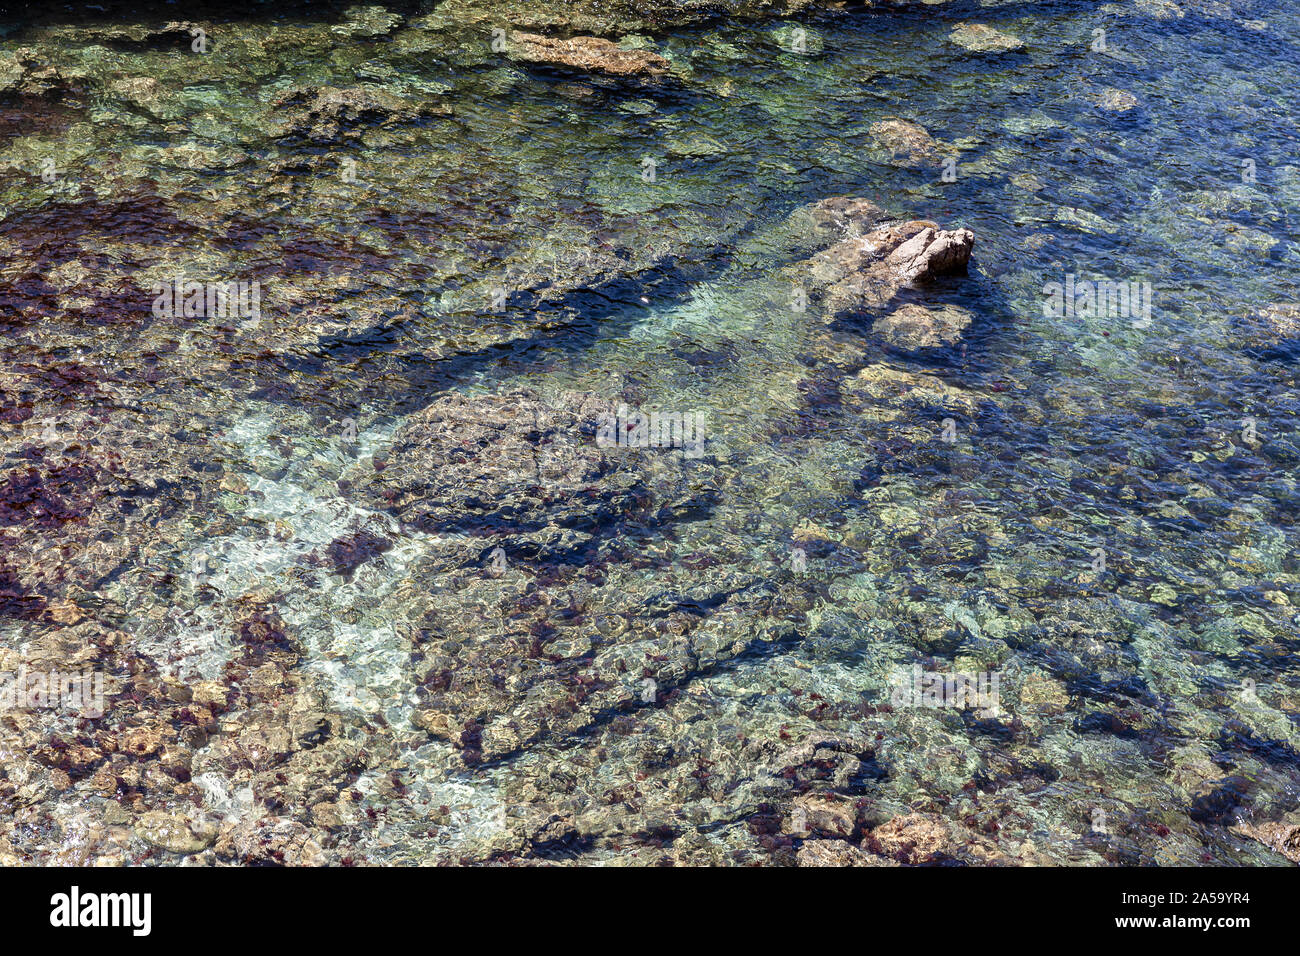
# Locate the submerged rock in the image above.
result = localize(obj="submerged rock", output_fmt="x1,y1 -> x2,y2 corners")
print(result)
1093,87 -> 1140,113
949,23 -> 1025,53
755,195 -> 891,260
868,812 -> 1009,864
1181,0 -> 1234,18
355,389 -> 644,543
33,21 -> 202,51
873,303 -> 975,353
109,75 -> 185,121
332,4 -> 405,37
347,387 -> 811,763
134,810 -> 218,854
841,363 -> 980,418
1259,303 -> 1300,338
869,118 -> 952,169
1135,0 -> 1185,18
507,32 -> 671,81
797,839 -> 885,866
426,0 -> 828,34
272,84 -> 451,141
799,196 -> 891,241
787,793 -> 861,839
1011,171 -> 1046,192
0,48 -> 87,102
1243,303 -> 1300,350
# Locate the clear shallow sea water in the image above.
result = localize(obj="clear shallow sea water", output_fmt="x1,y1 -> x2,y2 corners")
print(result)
1,0 -> 1298,865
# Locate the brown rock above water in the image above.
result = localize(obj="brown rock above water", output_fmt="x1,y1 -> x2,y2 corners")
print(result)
1231,819 -> 1300,863
788,209 -> 975,318
888,225 -> 977,283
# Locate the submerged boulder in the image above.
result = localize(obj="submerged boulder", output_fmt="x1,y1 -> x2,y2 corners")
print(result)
868,812 -> 1010,864
1093,87 -> 1140,113
873,302 -> 975,353
507,32 -> 672,80
841,363 -> 980,418
1135,0 -> 1186,18
272,84 -> 451,141
332,4 -> 405,37
347,387 -> 811,763
753,195 -> 892,260
949,23 -> 1025,53
357,389 -> 644,543
32,20 -> 203,51
797,840 -> 887,867
799,196 -> 891,239
869,118 -> 952,169
0,48 -> 87,102
1254,303 -> 1300,344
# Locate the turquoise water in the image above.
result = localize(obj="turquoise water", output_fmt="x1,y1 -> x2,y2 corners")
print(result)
1,0 -> 1298,864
